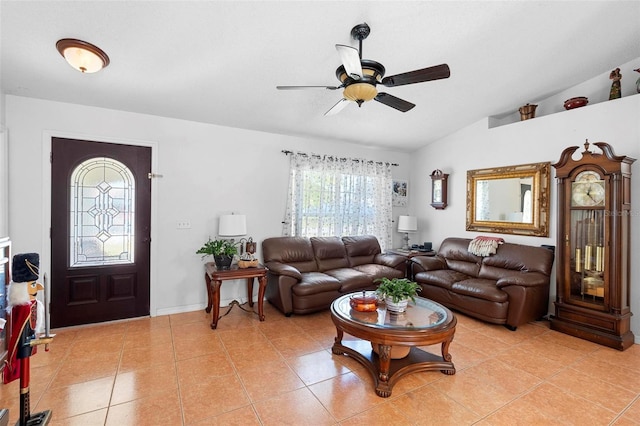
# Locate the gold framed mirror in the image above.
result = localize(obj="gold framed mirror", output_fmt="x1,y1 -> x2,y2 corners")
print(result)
466,162 -> 550,237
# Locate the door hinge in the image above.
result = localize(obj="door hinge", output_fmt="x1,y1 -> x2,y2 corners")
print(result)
148,173 -> 163,179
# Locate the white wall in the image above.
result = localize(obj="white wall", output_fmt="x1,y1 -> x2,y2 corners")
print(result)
5,95 -> 411,316
410,93 -> 640,341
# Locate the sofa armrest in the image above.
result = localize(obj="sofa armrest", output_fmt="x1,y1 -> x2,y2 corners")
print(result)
496,272 -> 549,288
410,256 -> 446,274
264,262 -> 303,280
373,253 -> 406,270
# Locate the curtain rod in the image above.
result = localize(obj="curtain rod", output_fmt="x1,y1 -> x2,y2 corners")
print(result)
281,150 -> 398,167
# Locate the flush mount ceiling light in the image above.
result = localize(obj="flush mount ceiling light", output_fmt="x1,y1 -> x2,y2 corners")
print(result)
56,38 -> 110,73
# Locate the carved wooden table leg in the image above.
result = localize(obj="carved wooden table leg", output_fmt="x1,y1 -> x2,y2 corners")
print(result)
257,275 -> 266,321
247,277 -> 254,307
331,328 -> 344,354
375,345 -> 393,397
204,273 -> 213,314
210,279 -> 222,329
440,337 -> 456,375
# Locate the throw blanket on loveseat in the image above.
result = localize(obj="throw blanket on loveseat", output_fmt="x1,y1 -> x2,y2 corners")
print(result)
468,236 -> 505,257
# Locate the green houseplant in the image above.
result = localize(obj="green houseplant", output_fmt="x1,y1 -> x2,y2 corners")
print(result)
375,277 -> 420,313
196,237 -> 239,269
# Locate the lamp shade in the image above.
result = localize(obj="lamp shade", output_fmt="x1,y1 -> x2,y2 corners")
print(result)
218,214 -> 247,237
397,215 -> 418,233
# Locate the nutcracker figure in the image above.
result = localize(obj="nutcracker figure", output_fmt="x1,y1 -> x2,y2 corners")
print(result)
2,253 -> 53,425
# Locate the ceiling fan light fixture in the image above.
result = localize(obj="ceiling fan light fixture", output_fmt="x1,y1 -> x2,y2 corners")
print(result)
56,38 -> 110,73
343,83 -> 377,102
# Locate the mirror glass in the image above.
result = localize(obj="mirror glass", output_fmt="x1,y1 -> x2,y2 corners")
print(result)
466,162 -> 550,236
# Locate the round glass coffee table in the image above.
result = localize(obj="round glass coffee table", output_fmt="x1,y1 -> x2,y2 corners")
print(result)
330,292 -> 456,397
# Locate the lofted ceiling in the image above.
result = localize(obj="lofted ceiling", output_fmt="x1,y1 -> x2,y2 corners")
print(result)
1,1 -> 639,152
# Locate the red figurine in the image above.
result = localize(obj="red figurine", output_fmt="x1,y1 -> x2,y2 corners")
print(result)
2,253 -> 53,425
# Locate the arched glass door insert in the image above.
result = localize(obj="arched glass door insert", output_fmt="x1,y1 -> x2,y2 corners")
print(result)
70,157 -> 135,267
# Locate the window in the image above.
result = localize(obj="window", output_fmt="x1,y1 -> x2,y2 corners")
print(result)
282,153 -> 393,251
69,157 -> 135,267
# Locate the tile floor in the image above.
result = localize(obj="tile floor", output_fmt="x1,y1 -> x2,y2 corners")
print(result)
1,302 -> 639,425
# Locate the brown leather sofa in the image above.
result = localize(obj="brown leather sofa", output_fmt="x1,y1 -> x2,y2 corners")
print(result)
410,237 -> 554,330
262,235 -> 406,316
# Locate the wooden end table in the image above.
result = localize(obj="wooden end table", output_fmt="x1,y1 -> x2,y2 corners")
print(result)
204,262 -> 268,329
330,292 -> 456,397
386,249 -> 436,279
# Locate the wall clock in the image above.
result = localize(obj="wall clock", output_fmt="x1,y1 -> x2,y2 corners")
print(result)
430,169 -> 448,210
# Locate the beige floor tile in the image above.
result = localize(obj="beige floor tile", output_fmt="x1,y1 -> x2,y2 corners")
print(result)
339,400 -> 413,425
612,397 -> 640,425
571,356 -> 640,393
257,318 -> 306,340
287,349 -> 351,385
119,344 -> 176,371
111,362 -> 178,405
49,408 -> 108,426
392,384 -> 481,425
106,388 -> 182,426
308,372 -> 383,421
494,345 -> 565,379
270,332 -> 325,359
49,355 -> 119,388
176,352 -> 235,386
548,367 -> 639,413
34,376 -> 114,419
189,405 -> 261,425
237,358 -> 305,402
180,374 -> 250,424
253,387 -> 335,425
453,327 -> 513,356
226,342 -> 283,370
483,382 -> 618,425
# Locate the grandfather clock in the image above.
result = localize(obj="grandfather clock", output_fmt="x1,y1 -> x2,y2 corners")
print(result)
551,141 -> 635,350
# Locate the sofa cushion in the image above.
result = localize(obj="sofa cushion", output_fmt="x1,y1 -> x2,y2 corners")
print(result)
324,268 -> 372,292
342,235 -> 381,266
451,278 -> 508,303
292,272 -> 342,296
352,264 -> 404,282
310,237 -> 350,271
414,269 -> 471,290
262,237 -> 318,273
479,242 -> 554,279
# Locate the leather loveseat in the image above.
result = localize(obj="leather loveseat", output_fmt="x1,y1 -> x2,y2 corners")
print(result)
410,237 -> 554,330
262,235 -> 406,316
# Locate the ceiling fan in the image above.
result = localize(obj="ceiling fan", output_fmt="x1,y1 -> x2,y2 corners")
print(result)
276,23 -> 450,116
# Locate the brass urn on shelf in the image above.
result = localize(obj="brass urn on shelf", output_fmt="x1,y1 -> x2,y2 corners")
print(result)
518,103 -> 537,121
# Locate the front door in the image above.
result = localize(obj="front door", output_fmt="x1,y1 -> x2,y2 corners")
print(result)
51,137 -> 151,328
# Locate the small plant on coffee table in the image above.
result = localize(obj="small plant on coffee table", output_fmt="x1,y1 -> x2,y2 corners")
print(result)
375,277 -> 419,304
196,237 -> 238,269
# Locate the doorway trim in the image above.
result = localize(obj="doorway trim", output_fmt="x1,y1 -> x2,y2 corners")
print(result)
41,130 -> 159,320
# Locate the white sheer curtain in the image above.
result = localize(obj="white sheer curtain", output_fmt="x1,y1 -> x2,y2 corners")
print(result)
282,153 -> 393,251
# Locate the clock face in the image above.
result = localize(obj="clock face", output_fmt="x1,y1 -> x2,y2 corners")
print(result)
571,171 -> 605,207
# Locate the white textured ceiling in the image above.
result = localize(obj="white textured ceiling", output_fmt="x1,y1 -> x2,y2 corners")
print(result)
2,1 -> 639,152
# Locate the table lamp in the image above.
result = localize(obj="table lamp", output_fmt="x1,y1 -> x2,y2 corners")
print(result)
397,215 -> 418,250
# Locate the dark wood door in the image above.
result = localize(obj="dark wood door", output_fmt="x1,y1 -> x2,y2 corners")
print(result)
51,137 -> 151,328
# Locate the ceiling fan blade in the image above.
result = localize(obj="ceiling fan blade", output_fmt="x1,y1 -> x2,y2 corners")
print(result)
381,63 -> 450,87
374,93 -> 415,112
335,44 -> 363,79
324,98 -> 351,116
277,85 -> 340,90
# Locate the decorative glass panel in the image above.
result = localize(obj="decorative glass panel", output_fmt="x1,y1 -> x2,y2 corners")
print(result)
70,157 -> 135,267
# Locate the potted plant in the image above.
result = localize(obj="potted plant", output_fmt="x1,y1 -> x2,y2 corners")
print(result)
196,237 -> 238,269
375,277 -> 420,313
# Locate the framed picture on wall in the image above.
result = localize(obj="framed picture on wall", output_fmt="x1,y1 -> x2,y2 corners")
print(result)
392,180 -> 408,207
